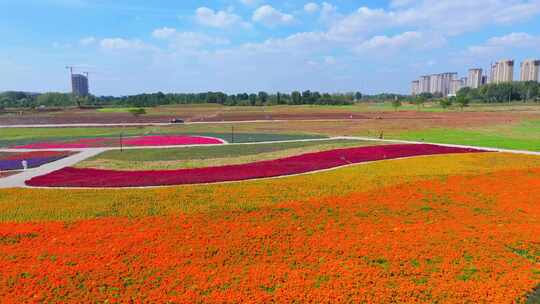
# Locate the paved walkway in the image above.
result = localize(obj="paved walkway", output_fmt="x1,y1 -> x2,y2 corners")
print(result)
0,149 -> 105,188
1,136 -> 539,189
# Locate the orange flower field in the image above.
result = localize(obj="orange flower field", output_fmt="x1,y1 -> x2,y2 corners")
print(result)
0,153 -> 539,303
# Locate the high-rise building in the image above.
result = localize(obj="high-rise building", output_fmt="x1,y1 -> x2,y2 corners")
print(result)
441,73 -> 457,96
481,75 -> 488,85
520,59 -> 540,82
449,77 -> 467,95
71,74 -> 89,97
419,76 -> 431,94
429,74 -> 442,94
426,73 -> 457,96
467,68 -> 483,88
490,60 -> 514,84
450,79 -> 462,96
411,80 -> 420,96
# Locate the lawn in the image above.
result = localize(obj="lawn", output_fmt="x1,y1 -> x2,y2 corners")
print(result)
77,139 -> 378,170
394,120 -> 540,151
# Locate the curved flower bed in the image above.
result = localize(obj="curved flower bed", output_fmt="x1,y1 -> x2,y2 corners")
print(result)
120,135 -> 225,146
26,144 -> 485,188
0,151 -> 73,171
14,135 -> 224,149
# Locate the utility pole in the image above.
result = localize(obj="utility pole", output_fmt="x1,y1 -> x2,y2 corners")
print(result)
231,125 -> 234,144
120,132 -> 124,152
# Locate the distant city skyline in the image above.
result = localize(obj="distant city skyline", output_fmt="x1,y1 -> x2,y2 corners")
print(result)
412,58 -> 540,96
2,1 -> 540,96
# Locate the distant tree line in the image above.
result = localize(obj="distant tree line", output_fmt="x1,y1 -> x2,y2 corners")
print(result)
1,90 -> 366,109
457,81 -> 540,103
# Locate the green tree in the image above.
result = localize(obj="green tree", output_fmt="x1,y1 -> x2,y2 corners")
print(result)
257,91 -> 269,104
440,98 -> 452,110
412,95 -> 426,111
291,91 -> 302,105
355,91 -> 363,101
391,98 -> 402,111
455,95 -> 470,111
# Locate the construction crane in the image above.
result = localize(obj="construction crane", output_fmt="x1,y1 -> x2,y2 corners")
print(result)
65,65 -> 75,76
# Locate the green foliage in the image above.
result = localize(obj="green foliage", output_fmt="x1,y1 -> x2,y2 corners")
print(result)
391,99 -> 402,111
455,95 -> 470,110
128,108 -> 146,117
412,96 -> 427,110
457,81 -> 540,103
36,93 -> 77,107
439,98 -> 452,109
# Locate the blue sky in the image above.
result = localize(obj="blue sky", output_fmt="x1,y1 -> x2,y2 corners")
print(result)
1,0 -> 540,95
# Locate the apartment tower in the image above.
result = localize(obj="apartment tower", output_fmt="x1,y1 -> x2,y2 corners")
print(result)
520,59 -> 540,82
411,80 -> 420,95
419,76 -> 431,94
467,68 -> 483,88
490,60 -> 514,84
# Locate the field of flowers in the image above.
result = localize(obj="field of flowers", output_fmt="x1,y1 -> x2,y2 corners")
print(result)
0,151 -> 74,171
26,144 -> 483,187
0,160 -> 539,302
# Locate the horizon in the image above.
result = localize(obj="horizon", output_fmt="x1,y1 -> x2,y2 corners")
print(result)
1,0 -> 540,96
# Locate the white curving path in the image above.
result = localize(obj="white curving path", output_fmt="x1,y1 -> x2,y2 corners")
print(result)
1,136 -> 539,189
0,149 -> 106,189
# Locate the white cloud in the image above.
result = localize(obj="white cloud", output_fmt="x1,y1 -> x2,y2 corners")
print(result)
487,32 -> 539,46
466,32 -> 540,56
152,27 -> 230,49
195,7 -> 247,28
99,38 -> 154,51
304,3 -> 319,13
355,31 -> 424,52
252,5 -> 295,27
328,0 -> 540,39
79,37 -> 96,46
321,2 -> 338,16
152,27 -> 177,39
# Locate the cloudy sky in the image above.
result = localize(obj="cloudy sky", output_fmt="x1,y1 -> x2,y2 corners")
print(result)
1,0 -> 540,95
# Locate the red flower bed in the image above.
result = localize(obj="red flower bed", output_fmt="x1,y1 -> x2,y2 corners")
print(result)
121,135 -> 224,146
14,135 -> 224,149
26,144 -> 484,188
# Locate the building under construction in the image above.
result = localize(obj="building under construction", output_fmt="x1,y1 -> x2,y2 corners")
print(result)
71,73 -> 89,97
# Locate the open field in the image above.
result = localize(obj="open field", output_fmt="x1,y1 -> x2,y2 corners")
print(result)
2,115 -> 540,151
2,102 -> 540,125
1,105 -> 539,302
